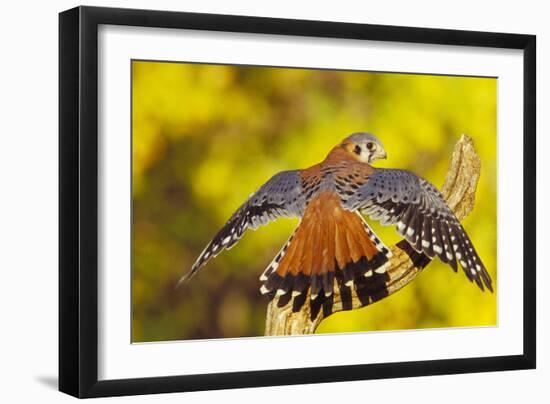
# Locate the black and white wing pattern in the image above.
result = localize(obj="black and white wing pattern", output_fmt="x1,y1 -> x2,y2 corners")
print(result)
344,168 -> 493,291
179,170 -> 306,285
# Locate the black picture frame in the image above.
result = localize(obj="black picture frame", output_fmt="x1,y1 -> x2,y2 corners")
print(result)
59,5 -> 536,398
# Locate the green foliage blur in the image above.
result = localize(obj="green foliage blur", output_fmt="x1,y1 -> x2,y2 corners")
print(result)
132,60 -> 497,342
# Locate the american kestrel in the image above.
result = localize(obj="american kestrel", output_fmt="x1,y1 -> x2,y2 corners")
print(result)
180,133 -> 493,303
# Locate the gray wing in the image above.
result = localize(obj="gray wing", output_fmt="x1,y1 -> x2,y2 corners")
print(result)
344,168 -> 492,291
179,170 -> 306,285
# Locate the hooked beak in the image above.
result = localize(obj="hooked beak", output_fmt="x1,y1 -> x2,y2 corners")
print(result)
368,149 -> 387,164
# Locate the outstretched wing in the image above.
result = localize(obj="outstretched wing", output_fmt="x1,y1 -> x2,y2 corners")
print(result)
178,170 -> 306,286
344,168 -> 493,291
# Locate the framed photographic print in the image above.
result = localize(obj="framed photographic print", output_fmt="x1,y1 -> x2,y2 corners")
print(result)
59,6 -> 536,398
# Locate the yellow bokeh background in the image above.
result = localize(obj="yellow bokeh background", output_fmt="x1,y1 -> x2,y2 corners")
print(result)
132,60 -> 497,342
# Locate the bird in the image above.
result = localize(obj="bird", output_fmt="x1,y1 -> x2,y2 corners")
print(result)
179,132 -> 493,303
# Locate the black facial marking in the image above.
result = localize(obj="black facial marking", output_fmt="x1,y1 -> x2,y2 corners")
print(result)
354,145 -> 362,155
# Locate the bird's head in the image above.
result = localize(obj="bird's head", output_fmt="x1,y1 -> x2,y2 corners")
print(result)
341,132 -> 387,163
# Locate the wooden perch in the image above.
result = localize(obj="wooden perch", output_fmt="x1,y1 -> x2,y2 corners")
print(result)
264,135 -> 481,336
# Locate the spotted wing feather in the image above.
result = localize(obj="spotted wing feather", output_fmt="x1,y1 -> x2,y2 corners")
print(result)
344,168 -> 492,292
178,170 -> 306,286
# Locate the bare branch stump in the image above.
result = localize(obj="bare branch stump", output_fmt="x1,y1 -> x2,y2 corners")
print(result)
264,135 -> 481,336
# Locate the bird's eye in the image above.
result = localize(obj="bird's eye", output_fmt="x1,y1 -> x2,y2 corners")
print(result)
366,142 -> 375,150
354,145 -> 362,155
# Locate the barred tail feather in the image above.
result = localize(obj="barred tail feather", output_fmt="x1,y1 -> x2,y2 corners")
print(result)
260,191 -> 391,301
